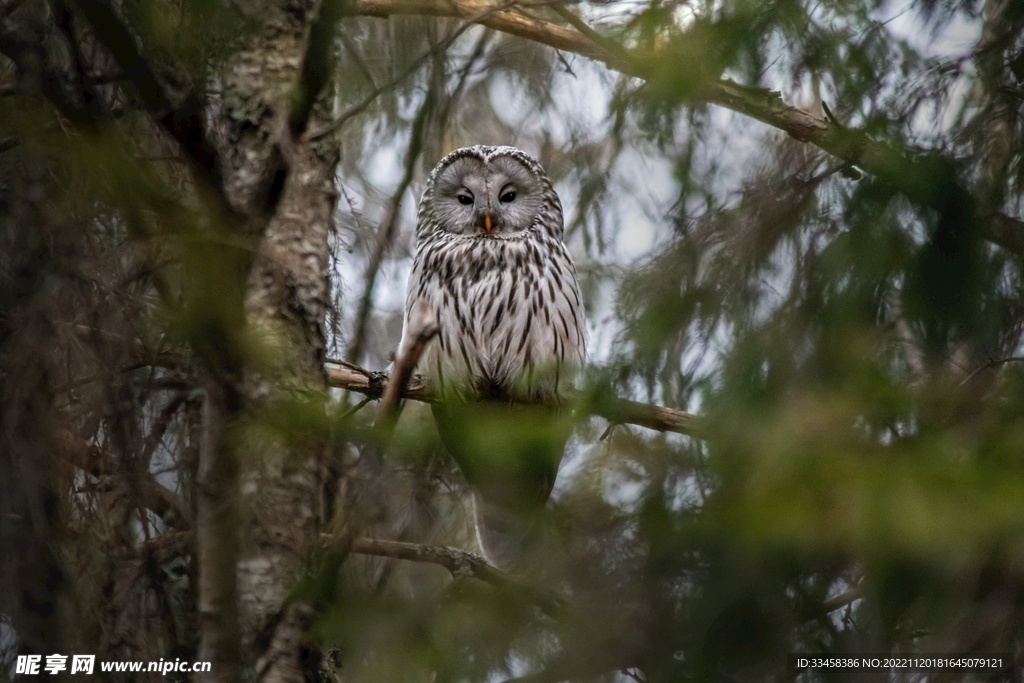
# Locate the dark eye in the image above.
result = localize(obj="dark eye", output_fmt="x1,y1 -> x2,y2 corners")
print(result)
457,194 -> 473,206
499,191 -> 516,203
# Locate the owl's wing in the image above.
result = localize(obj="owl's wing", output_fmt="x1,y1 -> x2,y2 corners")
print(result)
401,239 -> 487,401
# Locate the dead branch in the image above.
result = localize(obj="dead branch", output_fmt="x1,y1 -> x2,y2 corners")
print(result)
326,360 -> 434,401
347,537 -> 561,615
374,299 -> 439,437
823,584 -> 863,614
350,0 -> 611,66
350,537 -> 509,584
325,361 -> 699,436
960,355 -> 1024,386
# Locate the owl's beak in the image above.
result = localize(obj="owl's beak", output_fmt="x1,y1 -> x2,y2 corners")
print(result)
484,213 -> 492,234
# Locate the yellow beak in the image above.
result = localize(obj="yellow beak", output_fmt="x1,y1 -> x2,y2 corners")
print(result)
484,214 -> 492,234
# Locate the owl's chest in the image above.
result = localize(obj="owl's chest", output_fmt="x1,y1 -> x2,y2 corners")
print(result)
451,245 -> 539,341
429,241 -> 549,379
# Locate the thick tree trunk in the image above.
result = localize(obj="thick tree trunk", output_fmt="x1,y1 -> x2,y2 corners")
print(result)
239,139 -> 337,683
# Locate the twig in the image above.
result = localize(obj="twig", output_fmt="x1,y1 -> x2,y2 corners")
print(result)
548,3 -> 631,65
433,27 -> 492,150
346,536 -> 562,615
324,361 -> 699,436
823,584 -> 863,613
959,356 -> 1024,386
338,32 -> 378,89
339,396 -> 373,420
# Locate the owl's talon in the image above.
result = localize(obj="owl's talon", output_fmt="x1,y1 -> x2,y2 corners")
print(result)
368,371 -> 390,396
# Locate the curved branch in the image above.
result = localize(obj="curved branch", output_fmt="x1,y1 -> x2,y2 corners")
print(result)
374,300 -> 438,437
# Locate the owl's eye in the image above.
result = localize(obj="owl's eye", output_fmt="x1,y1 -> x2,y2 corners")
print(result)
499,191 -> 516,203
457,194 -> 474,206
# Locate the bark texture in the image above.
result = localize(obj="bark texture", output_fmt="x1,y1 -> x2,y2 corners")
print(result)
208,3 -> 341,682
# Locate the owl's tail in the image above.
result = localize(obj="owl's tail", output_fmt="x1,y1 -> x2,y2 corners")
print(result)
430,401 -> 567,573
471,490 -> 555,574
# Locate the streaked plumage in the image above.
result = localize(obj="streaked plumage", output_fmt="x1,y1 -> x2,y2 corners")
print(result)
401,145 -> 586,570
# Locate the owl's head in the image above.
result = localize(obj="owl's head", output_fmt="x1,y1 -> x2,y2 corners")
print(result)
419,146 -> 561,239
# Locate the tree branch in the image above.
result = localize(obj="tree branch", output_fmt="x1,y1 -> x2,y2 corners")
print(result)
345,0 -> 1024,253
347,537 -> 561,615
74,0 -> 231,217
325,361 -> 699,436
823,584 -> 863,614
374,299 -> 438,438
959,355 -> 1024,386
349,0 -> 614,67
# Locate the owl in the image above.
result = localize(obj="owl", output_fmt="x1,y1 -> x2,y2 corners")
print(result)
400,145 -> 586,571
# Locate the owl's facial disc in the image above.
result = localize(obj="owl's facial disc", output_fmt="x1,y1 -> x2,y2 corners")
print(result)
432,154 -> 543,237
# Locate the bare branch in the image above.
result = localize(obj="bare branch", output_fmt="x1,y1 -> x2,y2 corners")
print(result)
823,585 -> 863,614
325,361 -> 699,436
347,537 -> 561,615
326,360 -> 434,402
374,299 -> 438,437
548,3 -> 631,65
960,355 -> 1024,386
349,537 -> 511,584
350,0 -> 613,67
592,395 -> 698,435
